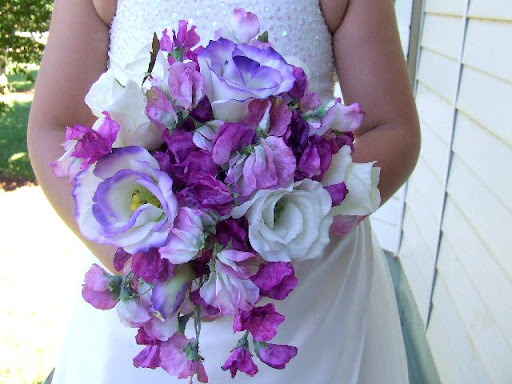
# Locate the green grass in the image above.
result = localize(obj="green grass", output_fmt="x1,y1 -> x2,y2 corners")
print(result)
0,95 -> 37,189
6,65 -> 39,93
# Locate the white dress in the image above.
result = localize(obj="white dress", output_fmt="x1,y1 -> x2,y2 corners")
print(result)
52,1 -> 409,383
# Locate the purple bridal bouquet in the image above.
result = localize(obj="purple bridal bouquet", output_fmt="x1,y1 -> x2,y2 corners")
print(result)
51,8 -> 380,383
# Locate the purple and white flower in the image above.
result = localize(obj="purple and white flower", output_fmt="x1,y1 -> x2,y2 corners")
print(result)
73,146 -> 178,254
198,38 -> 296,121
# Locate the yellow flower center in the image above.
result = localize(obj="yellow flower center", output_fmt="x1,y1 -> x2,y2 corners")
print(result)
130,189 -> 161,212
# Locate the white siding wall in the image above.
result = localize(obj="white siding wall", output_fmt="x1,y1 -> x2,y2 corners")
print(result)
401,0 -> 512,381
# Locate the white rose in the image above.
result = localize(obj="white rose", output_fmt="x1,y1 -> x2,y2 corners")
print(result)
231,179 -> 333,262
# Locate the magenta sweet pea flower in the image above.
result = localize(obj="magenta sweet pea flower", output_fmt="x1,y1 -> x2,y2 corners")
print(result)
160,20 -> 200,61
331,215 -> 366,236
251,262 -> 298,300
177,175 -> 234,216
257,343 -> 298,369
159,333 -> 208,382
145,86 -> 178,131
288,65 -> 308,100
233,303 -> 285,342
133,345 -> 161,369
215,218 -> 249,251
159,207 -> 205,264
131,248 -> 164,283
215,8 -> 260,44
243,136 -> 296,190
168,61 -> 203,109
159,333 -> 193,375
177,360 -> 208,383
269,98 -> 293,137
162,130 -> 219,187
51,113 -> 120,180
297,135 -> 335,181
81,264 -> 120,310
321,101 -> 364,133
117,297 -> 152,327
211,121 -> 257,165
221,347 -> 259,378
150,264 -> 194,319
199,249 -> 260,315
285,110 -> 310,158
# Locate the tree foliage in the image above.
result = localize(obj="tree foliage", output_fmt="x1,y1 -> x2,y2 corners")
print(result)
0,0 -> 54,73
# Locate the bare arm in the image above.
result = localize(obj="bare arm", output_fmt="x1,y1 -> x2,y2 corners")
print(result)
28,0 -> 117,271
324,0 -> 421,203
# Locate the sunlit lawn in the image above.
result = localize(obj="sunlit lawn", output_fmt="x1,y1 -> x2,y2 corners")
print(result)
0,186 -> 90,383
1,67 -> 91,383
0,66 -> 39,190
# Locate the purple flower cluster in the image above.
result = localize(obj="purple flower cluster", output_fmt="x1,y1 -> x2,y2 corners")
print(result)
52,7 -> 380,383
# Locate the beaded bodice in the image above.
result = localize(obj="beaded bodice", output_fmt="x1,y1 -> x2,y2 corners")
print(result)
109,0 -> 336,99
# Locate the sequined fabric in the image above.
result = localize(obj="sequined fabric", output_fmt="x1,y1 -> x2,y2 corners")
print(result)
109,0 -> 335,99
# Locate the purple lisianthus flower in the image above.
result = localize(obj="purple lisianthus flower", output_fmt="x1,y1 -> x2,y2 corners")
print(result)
199,249 -> 260,315
73,146 -> 178,254
221,347 -> 259,378
233,303 -> 285,342
251,262 -> 298,300
51,113 -> 120,180
81,264 -> 120,310
257,343 -> 298,369
198,38 -> 296,121
243,136 -> 296,190
177,175 -> 234,216
168,61 -> 203,109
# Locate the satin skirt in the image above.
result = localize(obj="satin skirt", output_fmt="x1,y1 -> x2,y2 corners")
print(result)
52,219 -> 408,384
